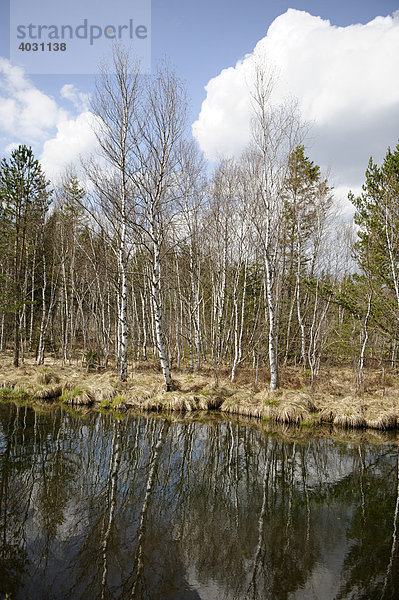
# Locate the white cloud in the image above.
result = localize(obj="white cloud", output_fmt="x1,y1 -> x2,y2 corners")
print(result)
4,141 -> 20,154
40,111 -> 98,180
0,58 -> 67,143
192,9 -> 399,194
60,84 -> 91,112
0,58 -> 98,179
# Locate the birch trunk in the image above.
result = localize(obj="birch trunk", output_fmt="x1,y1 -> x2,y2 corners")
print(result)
358,292 -> 372,389
37,256 -> 47,365
231,259 -> 247,382
296,265 -> 306,368
265,252 -> 279,390
118,244 -> 128,382
152,237 -> 172,390
61,251 -> 69,364
0,313 -> 4,351
190,245 -> 202,370
385,204 -> 399,311
140,289 -> 147,361
28,245 -> 36,351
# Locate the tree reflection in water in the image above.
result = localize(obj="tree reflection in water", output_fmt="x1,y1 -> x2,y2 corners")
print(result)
0,403 -> 398,600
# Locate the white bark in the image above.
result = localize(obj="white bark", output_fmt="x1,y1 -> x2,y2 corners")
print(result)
385,203 -> 399,311
265,251 -> 279,390
358,292 -> 372,389
28,245 -> 36,350
296,257 -> 306,368
118,217 -> 128,381
248,61 -> 302,390
140,288 -> 147,361
231,259 -> 247,382
152,237 -> 172,390
37,255 -> 47,365
0,312 -> 4,351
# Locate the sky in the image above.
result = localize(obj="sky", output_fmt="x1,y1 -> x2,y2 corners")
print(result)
0,0 -> 398,213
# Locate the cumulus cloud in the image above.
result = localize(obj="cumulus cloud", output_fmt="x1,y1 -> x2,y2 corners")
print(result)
40,111 -> 98,180
193,9 -> 399,195
0,58 -> 98,179
0,58 -> 67,143
60,84 -> 91,112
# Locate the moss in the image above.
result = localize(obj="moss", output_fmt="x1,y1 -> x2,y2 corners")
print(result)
60,385 -> 89,402
0,387 -> 30,403
60,385 -> 94,406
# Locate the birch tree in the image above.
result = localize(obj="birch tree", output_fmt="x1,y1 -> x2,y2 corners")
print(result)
133,63 -> 187,390
86,47 -> 141,381
247,62 -> 303,390
175,140 -> 206,371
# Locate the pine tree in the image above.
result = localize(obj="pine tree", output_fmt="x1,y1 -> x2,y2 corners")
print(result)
0,145 -> 51,366
351,143 -> 399,310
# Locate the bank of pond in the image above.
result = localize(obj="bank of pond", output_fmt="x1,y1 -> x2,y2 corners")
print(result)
1,364 -> 399,431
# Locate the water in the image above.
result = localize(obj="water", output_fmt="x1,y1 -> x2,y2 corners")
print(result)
0,402 -> 398,600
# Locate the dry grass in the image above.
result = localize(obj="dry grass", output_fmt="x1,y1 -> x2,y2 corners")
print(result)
366,412 -> 397,430
60,384 -> 96,406
125,391 -> 224,413
35,368 -> 60,386
362,398 -> 399,430
35,385 -> 63,400
221,390 -> 316,424
1,353 -> 399,430
274,398 -> 314,425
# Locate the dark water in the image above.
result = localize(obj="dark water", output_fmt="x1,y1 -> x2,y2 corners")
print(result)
0,403 -> 399,600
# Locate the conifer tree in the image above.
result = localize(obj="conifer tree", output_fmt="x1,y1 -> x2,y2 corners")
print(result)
0,145 -> 51,366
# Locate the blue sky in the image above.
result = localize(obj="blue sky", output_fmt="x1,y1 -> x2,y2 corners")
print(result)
2,0 -> 396,117
0,0 -> 398,210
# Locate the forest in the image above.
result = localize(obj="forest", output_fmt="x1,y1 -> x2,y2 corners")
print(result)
0,49 -> 398,396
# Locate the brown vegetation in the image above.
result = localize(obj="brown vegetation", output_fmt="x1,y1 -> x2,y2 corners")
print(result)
2,354 -> 399,431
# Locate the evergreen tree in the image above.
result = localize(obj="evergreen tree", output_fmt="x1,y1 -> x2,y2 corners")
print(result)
351,143 -> 399,303
0,145 -> 51,366
350,142 -> 399,357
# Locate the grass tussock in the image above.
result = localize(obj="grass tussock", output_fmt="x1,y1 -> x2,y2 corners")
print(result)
221,390 -> 316,424
0,386 -> 30,403
274,398 -> 314,425
362,399 -> 399,430
333,411 -> 367,429
221,400 -> 265,419
60,385 -> 95,406
124,391 -> 224,413
1,354 -> 399,431
366,412 -> 397,430
95,385 -> 119,404
35,385 -> 63,400
35,369 -> 60,386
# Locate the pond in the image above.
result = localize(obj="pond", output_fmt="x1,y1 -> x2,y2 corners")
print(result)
0,402 -> 398,600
